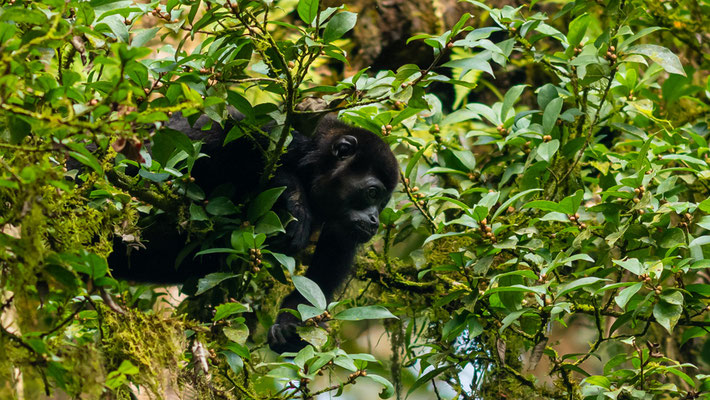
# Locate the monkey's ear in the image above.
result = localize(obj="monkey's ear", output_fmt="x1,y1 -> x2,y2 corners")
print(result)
332,135 -> 358,159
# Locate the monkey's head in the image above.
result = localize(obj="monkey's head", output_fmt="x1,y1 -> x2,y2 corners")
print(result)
303,116 -> 399,242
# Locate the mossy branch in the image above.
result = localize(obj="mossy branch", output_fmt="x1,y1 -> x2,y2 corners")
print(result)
356,264 -> 437,293
105,169 -> 184,213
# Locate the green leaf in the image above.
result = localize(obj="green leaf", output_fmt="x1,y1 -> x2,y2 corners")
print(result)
492,188 -> 542,220
557,277 -> 607,297
271,252 -> 295,274
195,273 -> 237,296
486,284 -> 547,296
584,375 -> 611,389
138,169 -> 169,183
442,55 -> 494,78
293,345 -> 315,369
333,355 -> 358,371
255,211 -> 285,235
490,269 -> 538,283
689,236 -> 710,247
699,198 -> 710,213
659,228 -> 686,248
665,367 -> 696,387
686,284 -> 710,297
567,14 -> 590,47
478,191 -> 500,209
46,264 -> 78,290
405,142 -> 432,180
407,366 -> 450,397
524,199 -> 563,213
296,325 -> 328,348
333,305 -> 397,321
194,248 -> 240,256
653,301 -> 682,333
222,351 -> 243,374
365,374 -> 396,399
159,128 -> 196,156
627,44 -> 686,76
297,0 -> 319,24
102,15 -> 129,43
542,97 -> 563,134
292,275 -> 327,310
424,167 -> 470,176
559,253 -> 595,265
614,282 -> 642,310
613,258 -> 644,275
593,281 -> 636,294
180,83 -> 204,105
681,327 -> 708,346
116,360 -> 139,375
323,11 -> 357,42
206,197 -> 239,216
449,12 -> 472,38
0,179 -> 18,189
662,154 -> 707,166
224,125 -> 245,145
661,290 -> 684,306
247,187 -> 286,221
500,308 -> 530,332
0,23 -> 15,45
537,139 -> 560,162
131,27 -> 159,47
451,150 -> 477,171
297,304 -> 324,321
66,144 -> 103,175
213,302 -> 249,321
537,84 -> 558,110
223,324 -> 249,345
189,203 -> 209,221
65,251 -> 108,278
501,84 -> 527,121
619,27 -> 663,51
423,231 -> 469,246
0,8 -> 47,24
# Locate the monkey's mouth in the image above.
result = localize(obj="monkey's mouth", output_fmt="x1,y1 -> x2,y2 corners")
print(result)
352,223 -> 377,243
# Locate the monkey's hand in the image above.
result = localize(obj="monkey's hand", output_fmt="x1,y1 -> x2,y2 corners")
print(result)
268,312 -> 309,354
270,171 -> 313,253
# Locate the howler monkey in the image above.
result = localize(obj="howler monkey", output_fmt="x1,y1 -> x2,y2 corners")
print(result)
108,111 -> 399,353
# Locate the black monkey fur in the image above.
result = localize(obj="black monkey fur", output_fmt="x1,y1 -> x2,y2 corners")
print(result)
108,111 -> 399,353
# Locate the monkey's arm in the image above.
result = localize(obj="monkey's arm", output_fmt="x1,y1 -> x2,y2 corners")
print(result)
270,171 -> 314,253
283,224 -> 357,306
268,224 -> 357,353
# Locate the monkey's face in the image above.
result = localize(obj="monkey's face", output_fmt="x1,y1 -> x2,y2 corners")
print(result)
341,174 -> 391,242
309,131 -> 397,242
312,170 -> 392,242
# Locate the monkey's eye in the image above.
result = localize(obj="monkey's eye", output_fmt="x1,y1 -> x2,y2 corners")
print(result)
332,135 -> 358,159
367,186 -> 378,199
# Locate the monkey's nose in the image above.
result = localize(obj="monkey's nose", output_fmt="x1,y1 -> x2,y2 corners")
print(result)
367,215 -> 379,230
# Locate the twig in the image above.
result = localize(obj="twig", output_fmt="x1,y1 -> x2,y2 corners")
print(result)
400,171 -> 437,230
556,64 -> 618,187
41,299 -> 88,337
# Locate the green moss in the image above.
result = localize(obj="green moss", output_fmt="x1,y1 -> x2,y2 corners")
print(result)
101,306 -> 186,396
426,235 -> 475,266
40,183 -> 134,258
54,343 -> 106,398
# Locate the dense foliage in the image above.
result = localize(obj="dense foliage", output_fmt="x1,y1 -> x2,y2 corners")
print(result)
1,0 -> 710,398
